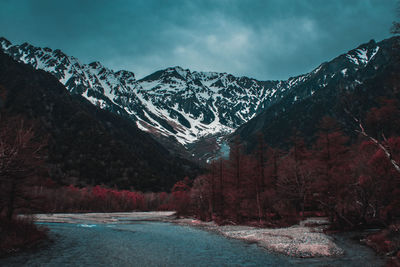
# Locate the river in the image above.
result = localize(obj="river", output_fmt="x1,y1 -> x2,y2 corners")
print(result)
1,216 -> 384,266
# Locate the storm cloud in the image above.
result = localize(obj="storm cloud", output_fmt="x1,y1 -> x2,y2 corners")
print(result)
0,0 -> 396,80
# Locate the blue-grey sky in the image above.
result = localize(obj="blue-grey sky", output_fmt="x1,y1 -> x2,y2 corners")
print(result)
0,0 -> 397,80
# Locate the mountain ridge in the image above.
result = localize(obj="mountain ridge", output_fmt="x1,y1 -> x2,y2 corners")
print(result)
234,37 -> 400,151
0,36 -> 395,151
0,49 -> 199,191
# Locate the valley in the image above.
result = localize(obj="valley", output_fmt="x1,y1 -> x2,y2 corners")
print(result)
0,3 -> 400,264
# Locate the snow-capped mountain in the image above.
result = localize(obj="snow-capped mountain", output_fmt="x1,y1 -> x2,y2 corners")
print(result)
0,37 -> 390,146
234,37 -> 399,151
0,49 -> 200,190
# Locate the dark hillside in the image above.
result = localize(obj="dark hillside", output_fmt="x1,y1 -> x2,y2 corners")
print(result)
0,51 -> 199,191
234,37 -> 400,151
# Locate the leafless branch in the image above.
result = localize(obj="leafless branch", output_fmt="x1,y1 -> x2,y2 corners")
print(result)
344,109 -> 400,174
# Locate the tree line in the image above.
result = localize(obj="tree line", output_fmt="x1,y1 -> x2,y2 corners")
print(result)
173,99 -> 400,229
1,99 -> 400,231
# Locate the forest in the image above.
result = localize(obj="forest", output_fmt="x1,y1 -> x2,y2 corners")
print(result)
1,97 -> 400,261
9,99 -> 399,228
186,99 -> 400,229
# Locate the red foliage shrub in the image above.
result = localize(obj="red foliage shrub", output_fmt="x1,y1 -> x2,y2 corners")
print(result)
34,184 -> 173,213
171,178 -> 192,216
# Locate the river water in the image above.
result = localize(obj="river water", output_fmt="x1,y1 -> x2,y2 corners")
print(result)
1,220 -> 384,266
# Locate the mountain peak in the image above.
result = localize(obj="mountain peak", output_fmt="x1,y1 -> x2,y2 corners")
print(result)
344,39 -> 381,67
166,66 -> 190,78
0,36 -> 396,148
89,61 -> 103,69
115,69 -> 135,79
170,65 -> 186,71
0,37 -> 12,49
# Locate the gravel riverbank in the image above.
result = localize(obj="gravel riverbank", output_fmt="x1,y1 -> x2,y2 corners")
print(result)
173,217 -> 344,258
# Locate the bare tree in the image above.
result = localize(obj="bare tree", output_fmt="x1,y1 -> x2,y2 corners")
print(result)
345,109 -> 400,174
0,116 -> 46,220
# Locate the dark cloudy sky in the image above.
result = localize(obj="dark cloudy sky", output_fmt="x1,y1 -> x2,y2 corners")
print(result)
0,0 -> 397,80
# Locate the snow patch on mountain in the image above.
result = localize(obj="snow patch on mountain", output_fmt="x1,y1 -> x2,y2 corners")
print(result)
346,45 -> 380,66
0,37 -> 384,146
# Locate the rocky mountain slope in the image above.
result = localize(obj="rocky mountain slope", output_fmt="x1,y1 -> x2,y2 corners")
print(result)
234,36 -> 400,151
0,36 -> 396,152
0,50 -> 199,191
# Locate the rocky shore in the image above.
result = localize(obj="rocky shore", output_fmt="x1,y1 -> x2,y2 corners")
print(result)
173,217 -> 344,258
